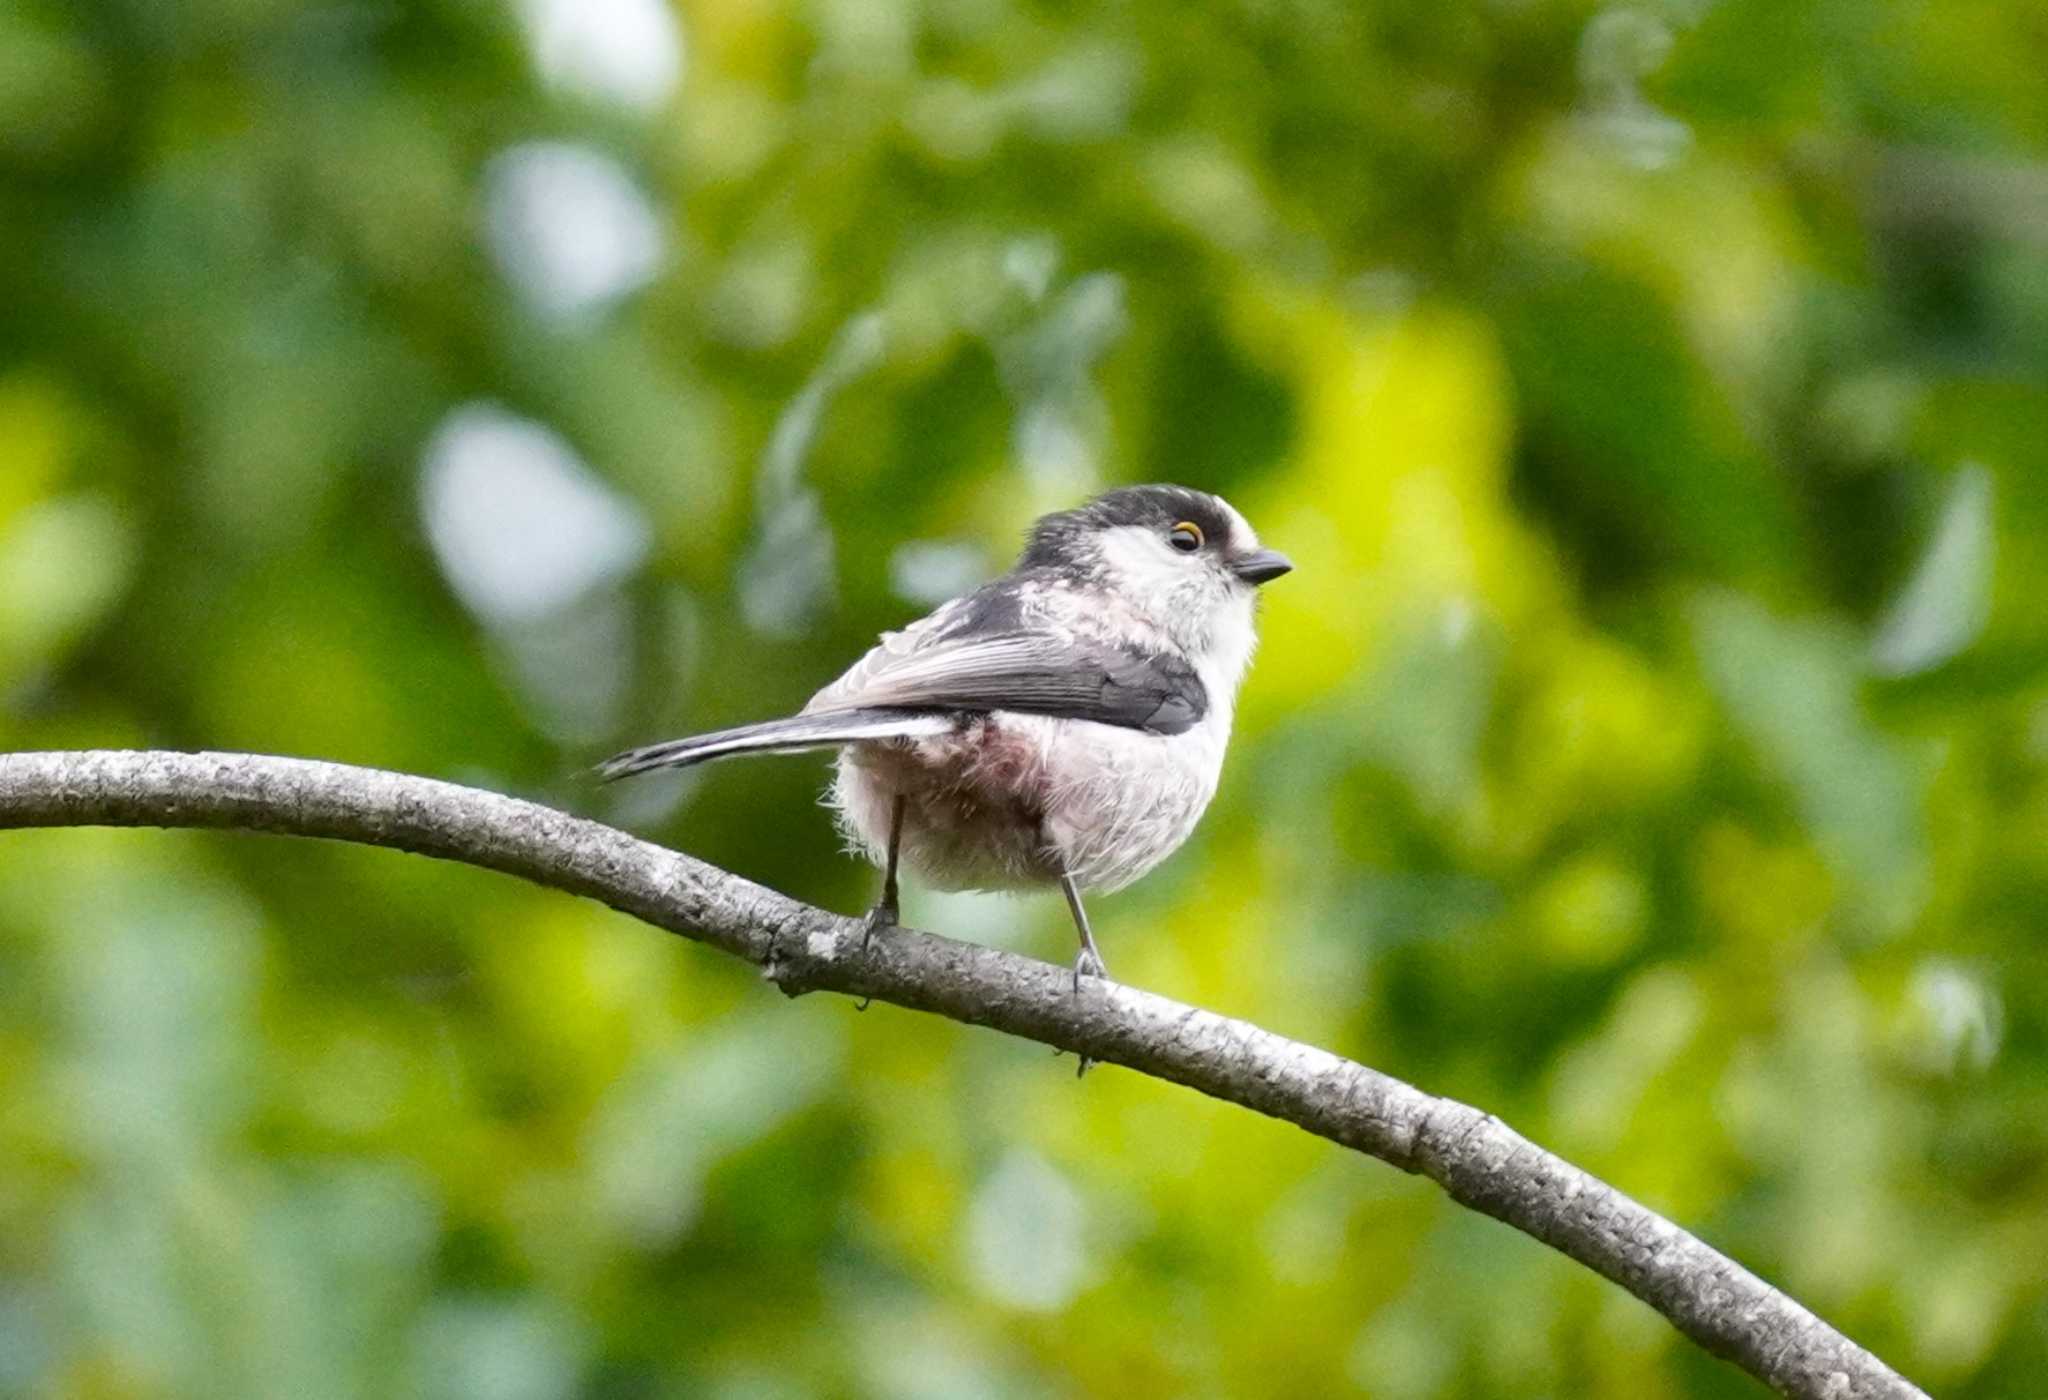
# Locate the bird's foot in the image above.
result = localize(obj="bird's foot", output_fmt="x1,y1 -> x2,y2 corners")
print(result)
1067,946 -> 1108,1076
1052,1045 -> 1100,1080
861,897 -> 898,950
1070,943 -> 1108,993
851,899 -> 899,1011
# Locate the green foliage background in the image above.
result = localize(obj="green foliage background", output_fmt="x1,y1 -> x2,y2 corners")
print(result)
2,0 -> 2045,1395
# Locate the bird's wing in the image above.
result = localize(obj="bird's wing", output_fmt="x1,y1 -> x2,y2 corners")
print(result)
803,630 -> 1208,736
599,586 -> 1208,780
803,592 -> 974,713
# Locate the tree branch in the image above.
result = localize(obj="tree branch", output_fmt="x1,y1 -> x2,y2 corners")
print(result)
0,749 -> 1922,1400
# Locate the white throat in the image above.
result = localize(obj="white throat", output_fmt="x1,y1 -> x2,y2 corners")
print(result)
1093,525 -> 1260,725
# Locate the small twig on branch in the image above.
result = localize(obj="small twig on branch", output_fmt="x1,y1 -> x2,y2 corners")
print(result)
0,749 -> 1925,1400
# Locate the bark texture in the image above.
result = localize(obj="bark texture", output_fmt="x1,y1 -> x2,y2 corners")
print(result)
0,749 -> 1925,1400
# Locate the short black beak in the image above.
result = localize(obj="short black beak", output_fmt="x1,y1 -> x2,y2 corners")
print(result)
1232,548 -> 1294,585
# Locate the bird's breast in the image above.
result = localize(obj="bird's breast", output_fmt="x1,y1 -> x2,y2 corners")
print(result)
828,710 -> 1227,894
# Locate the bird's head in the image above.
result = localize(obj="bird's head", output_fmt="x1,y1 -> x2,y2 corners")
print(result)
1018,484 -> 1291,658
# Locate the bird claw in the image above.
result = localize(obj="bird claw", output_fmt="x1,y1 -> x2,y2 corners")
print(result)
861,900 -> 898,950
1067,945 -> 1108,1076
1071,945 -> 1107,992
850,900 -> 899,1011
1051,1044 -> 1098,1080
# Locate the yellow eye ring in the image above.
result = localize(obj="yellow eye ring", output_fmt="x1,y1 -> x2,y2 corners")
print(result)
1168,521 -> 1204,553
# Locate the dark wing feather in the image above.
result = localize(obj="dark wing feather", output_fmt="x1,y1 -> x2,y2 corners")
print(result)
805,633 -> 1207,736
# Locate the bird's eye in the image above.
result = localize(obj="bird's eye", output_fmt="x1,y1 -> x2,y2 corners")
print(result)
1168,521 -> 1204,553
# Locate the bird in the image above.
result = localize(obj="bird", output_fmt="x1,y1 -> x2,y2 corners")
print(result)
599,484 -> 1292,987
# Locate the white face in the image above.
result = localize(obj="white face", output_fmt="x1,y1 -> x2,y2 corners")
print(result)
1091,497 -> 1264,694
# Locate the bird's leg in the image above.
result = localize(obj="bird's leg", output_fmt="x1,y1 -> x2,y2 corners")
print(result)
1060,872 -> 1108,990
862,795 -> 906,948
1057,871 -> 1107,1078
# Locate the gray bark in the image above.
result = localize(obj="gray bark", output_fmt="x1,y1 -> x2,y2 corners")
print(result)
0,749 -> 1925,1400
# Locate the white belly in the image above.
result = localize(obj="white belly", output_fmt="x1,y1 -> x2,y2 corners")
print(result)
829,712 -> 1227,894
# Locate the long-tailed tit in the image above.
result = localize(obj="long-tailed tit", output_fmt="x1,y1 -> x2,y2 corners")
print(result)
601,484 -> 1292,985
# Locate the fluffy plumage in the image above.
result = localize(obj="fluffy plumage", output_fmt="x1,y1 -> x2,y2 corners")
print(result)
600,483 -> 1290,975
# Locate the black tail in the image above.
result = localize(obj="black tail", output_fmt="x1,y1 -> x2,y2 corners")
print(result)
596,708 -> 951,782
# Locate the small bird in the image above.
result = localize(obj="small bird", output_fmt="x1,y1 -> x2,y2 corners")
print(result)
600,484 -> 1292,985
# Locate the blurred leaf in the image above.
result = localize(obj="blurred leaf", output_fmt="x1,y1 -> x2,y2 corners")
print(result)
1691,591 -> 1929,937
1871,463 -> 1995,677
0,493 -> 134,688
